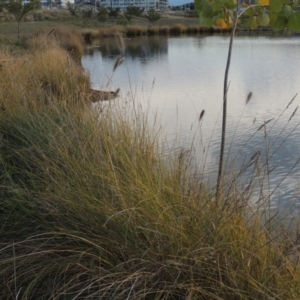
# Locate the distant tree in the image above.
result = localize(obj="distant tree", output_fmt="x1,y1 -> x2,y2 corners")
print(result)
50,0 -> 56,8
146,8 -> 161,22
67,1 -> 78,15
124,11 -> 133,22
97,5 -> 108,21
4,0 -> 40,43
126,5 -> 144,16
108,7 -> 120,17
82,7 -> 93,18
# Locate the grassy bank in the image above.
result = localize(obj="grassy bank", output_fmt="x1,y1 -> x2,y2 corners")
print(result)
0,9 -> 231,45
0,27 -> 300,299
0,8 -> 278,46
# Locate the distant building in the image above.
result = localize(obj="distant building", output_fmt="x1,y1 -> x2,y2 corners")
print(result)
23,0 -> 167,10
21,0 -> 62,8
89,0 -> 168,11
21,0 -> 73,8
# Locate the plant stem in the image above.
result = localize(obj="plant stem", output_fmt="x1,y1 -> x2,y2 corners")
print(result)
216,2 -> 239,200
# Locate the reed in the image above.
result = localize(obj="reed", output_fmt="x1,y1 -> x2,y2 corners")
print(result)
186,24 -> 201,34
26,27 -> 85,61
0,47 -> 89,111
126,25 -> 148,36
97,26 -> 127,38
159,25 -> 170,35
79,24 -> 228,40
81,29 -> 100,43
0,31 -> 300,299
147,26 -> 160,35
169,23 -> 188,35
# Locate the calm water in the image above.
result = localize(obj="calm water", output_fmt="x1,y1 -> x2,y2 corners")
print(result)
82,33 -> 300,209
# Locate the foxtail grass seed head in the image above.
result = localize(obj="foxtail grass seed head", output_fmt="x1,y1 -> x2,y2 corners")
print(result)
246,91 -> 252,105
250,151 -> 260,161
199,110 -> 205,121
115,31 -> 125,53
47,28 -> 55,37
113,55 -> 125,72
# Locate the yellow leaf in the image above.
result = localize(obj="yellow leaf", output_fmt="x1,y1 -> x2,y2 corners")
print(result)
259,0 -> 269,6
242,1 -> 249,7
216,18 -> 228,29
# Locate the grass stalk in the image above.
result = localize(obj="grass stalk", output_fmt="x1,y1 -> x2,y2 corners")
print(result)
216,1 -> 239,200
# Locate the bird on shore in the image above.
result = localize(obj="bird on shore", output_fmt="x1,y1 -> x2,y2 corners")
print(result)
89,88 -> 120,102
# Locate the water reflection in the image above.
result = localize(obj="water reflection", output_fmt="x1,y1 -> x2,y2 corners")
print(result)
85,36 -> 168,62
82,34 -> 300,209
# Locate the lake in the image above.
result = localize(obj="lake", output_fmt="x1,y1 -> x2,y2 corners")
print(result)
81,33 -> 300,210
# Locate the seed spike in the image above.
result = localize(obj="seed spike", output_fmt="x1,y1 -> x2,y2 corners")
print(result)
47,28 -> 55,37
199,110 -> 205,122
246,91 -> 252,105
115,31 -> 125,53
113,55 -> 125,72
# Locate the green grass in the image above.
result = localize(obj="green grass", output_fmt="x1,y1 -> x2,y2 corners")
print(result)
0,26 -> 300,299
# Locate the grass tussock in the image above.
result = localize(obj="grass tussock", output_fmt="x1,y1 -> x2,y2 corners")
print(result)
98,26 -> 127,38
147,26 -> 160,35
186,25 -> 202,34
126,25 -> 148,36
169,24 -> 188,35
81,27 -> 127,41
81,28 -> 100,43
0,47 -> 90,110
0,31 -> 300,299
26,27 -> 85,61
159,25 -> 170,35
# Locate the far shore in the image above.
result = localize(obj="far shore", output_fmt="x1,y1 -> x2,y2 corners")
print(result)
0,9 -> 286,47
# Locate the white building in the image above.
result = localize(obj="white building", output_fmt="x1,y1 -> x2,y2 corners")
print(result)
21,0 -> 73,8
97,0 -> 168,11
25,0 -> 167,11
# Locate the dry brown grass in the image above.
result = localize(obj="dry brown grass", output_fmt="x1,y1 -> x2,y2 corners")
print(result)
186,25 -> 202,34
147,26 -> 160,35
25,26 -> 85,61
159,25 -> 170,35
0,47 -> 89,111
126,25 -> 148,36
169,23 -> 188,34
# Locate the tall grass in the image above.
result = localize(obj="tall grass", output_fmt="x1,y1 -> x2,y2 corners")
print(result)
80,24 -> 230,41
169,24 -> 188,35
0,47 -> 89,111
147,26 -> 160,35
126,25 -> 148,36
0,31 -> 300,299
25,27 -> 85,61
159,25 -> 170,35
